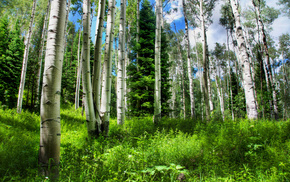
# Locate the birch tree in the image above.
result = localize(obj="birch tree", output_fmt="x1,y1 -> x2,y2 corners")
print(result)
100,0 -> 116,135
75,27 -> 82,109
39,0 -> 66,177
213,43 -> 226,121
36,0 -> 51,107
182,0 -> 195,119
199,0 -> 210,121
92,0 -> 106,121
82,0 -> 99,136
117,0 -> 126,124
252,0 -> 278,119
17,0 -> 37,113
154,0 -> 162,123
230,0 -> 258,119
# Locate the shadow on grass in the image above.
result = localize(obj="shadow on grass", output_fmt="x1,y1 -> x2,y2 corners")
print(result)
0,111 -> 39,178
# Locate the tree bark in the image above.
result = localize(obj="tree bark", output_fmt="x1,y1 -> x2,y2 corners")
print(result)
75,28 -> 82,109
215,59 -> 225,121
193,29 -> 204,121
208,61 -> 213,112
17,0 -> 37,113
82,0 -> 98,137
183,0 -> 195,119
39,0 -> 66,178
117,0 -> 126,124
200,0 -> 210,121
230,0 -> 258,119
253,0 -> 278,119
100,0 -> 116,135
227,29 -> 234,120
93,0 -> 106,124
36,0 -> 51,108
154,0 -> 162,123
125,24 -> 131,114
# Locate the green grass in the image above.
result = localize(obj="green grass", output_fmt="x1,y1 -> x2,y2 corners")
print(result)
0,105 -> 289,181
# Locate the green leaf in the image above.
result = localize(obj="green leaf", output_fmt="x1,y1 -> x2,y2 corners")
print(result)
155,165 -> 169,171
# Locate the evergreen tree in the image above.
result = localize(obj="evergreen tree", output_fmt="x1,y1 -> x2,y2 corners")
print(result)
25,16 -> 45,109
127,0 -> 171,116
160,28 -> 172,116
62,21 -> 78,103
0,18 -> 24,108
0,16 -> 10,106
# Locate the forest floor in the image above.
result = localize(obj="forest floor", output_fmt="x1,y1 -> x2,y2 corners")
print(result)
0,105 -> 290,181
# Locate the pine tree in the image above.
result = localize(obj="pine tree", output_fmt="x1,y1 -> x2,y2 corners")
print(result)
1,19 -> 24,108
127,0 -> 171,117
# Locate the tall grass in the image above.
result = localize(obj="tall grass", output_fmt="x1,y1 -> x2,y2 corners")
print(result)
0,105 -> 289,181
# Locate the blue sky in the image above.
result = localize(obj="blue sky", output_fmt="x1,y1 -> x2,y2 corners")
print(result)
68,0 -> 290,52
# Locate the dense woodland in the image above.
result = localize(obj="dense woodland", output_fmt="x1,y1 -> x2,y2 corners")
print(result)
0,0 -> 289,181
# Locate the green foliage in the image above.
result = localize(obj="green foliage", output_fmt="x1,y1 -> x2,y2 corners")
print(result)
1,105 -> 290,181
278,0 -> 290,17
127,0 -> 171,117
24,15 -> 44,110
0,17 -> 24,108
229,68 -> 246,118
61,22 -> 79,104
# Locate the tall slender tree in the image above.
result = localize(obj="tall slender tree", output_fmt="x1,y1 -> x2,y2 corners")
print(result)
17,0 -> 37,113
36,0 -> 51,107
252,0 -> 278,119
183,0 -> 195,119
230,0 -> 258,119
100,0 -> 116,135
82,0 -> 99,137
117,0 -> 126,124
199,0 -> 210,121
93,0 -> 106,122
75,27 -> 82,109
154,0 -> 162,123
39,0 -> 66,177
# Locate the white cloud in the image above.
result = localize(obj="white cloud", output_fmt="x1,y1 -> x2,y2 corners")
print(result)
163,0 -> 183,24
270,16 -> 290,45
206,2 -> 227,50
165,0 -> 289,51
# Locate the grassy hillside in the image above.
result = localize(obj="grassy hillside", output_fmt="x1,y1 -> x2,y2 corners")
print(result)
0,105 -> 289,181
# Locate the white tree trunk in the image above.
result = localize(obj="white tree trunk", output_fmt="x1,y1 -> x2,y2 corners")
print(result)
183,0 -> 195,119
244,29 -> 259,113
208,63 -> 213,112
263,57 -> 274,117
36,0 -> 51,107
17,0 -> 37,113
227,30 -> 234,120
82,0 -> 98,136
230,0 -> 258,119
194,29 -> 204,121
215,60 -> 225,121
230,31 -> 244,88
200,0 -> 210,121
154,0 -> 162,123
39,0 -> 66,177
93,0 -> 106,123
124,25 -> 131,114
253,0 -> 278,119
117,0 -> 126,124
100,0 -> 116,135
75,28 -> 82,109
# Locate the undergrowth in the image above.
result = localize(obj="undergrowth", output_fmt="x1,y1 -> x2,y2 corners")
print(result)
0,105 -> 289,181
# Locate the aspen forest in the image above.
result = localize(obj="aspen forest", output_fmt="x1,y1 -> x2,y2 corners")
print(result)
0,0 -> 290,181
